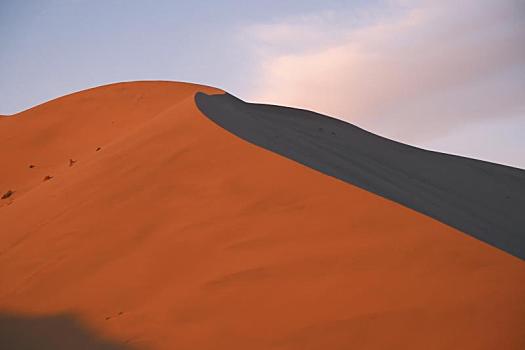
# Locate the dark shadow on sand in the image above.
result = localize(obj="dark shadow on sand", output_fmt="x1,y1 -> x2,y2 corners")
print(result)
196,92 -> 525,259
0,312 -> 135,350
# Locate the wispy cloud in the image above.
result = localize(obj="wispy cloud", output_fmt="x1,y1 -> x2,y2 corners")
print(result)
244,0 -> 525,159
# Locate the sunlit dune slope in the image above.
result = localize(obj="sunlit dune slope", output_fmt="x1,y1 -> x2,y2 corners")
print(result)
1,81 -> 524,350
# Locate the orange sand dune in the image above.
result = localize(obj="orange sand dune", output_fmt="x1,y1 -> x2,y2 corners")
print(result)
1,81 -> 524,349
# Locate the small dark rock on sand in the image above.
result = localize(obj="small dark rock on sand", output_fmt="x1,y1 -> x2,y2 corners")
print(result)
43,175 -> 53,181
1,190 -> 14,199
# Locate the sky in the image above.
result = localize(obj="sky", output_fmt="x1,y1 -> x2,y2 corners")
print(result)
1,0 -> 524,168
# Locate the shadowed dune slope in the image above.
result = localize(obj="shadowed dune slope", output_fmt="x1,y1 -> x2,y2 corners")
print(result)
1,81 -> 524,349
196,93 -> 525,259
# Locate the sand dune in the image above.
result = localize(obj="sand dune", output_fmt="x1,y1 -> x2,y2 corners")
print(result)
1,81 -> 524,349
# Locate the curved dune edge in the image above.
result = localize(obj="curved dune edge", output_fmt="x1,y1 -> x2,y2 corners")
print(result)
0,81 -> 524,349
195,92 -> 525,259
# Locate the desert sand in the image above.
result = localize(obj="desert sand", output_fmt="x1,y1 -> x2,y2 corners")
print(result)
1,81 -> 524,349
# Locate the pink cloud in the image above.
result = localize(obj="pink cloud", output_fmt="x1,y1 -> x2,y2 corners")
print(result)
245,0 -> 525,164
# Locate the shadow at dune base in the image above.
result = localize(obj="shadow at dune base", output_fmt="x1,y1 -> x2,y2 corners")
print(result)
0,312 -> 135,350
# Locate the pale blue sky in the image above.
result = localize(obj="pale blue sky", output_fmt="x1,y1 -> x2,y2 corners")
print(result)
1,0 -> 524,168
0,0 -> 379,113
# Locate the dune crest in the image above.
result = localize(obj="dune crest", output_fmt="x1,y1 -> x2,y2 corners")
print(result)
196,92 -> 525,259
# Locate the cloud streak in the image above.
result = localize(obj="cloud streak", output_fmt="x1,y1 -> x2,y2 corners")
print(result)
245,0 -> 525,166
